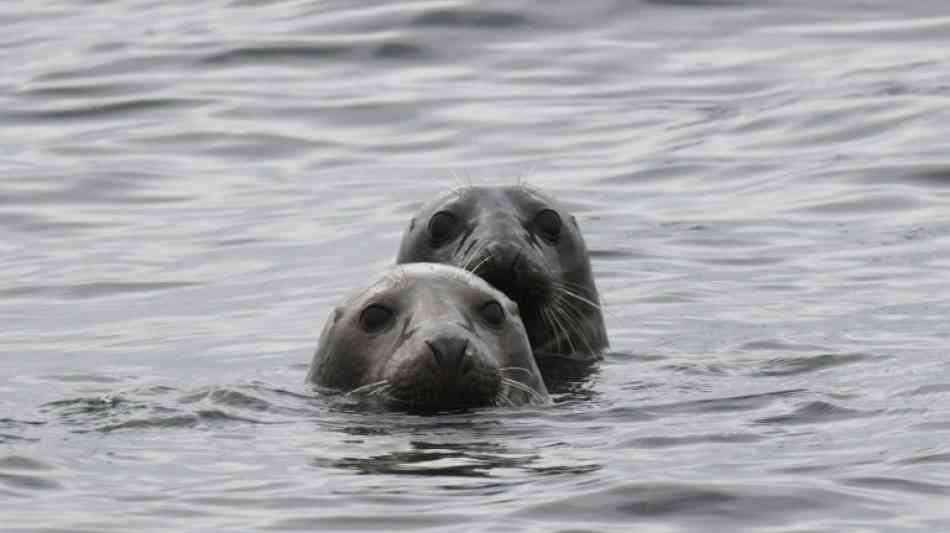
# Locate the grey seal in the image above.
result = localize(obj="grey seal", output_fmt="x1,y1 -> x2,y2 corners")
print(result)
396,185 -> 608,361
306,263 -> 549,410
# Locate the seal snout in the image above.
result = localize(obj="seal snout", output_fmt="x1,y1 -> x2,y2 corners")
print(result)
425,336 -> 469,370
484,242 -> 523,275
475,243 -> 550,311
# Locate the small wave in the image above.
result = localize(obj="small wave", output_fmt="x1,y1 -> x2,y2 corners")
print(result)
518,481 -> 880,524
625,432 -> 761,448
0,281 -> 201,300
840,476 -> 950,496
202,43 -> 354,65
0,455 -> 60,496
0,472 -> 62,492
793,192 -> 922,216
644,0 -> 750,5
96,409 -> 264,433
752,352 -> 873,377
646,389 -> 805,415
411,8 -> 530,29
372,41 -> 426,60
904,166 -> 950,187
897,452 -> 950,465
754,400 -> 874,425
1,97 -> 206,123
19,81 -> 154,99
39,384 -> 319,435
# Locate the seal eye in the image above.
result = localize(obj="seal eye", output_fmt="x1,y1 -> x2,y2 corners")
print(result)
535,209 -> 562,242
427,211 -> 458,246
479,300 -> 505,327
360,304 -> 393,333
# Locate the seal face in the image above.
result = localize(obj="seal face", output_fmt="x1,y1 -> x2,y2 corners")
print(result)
396,186 -> 608,361
307,263 -> 549,410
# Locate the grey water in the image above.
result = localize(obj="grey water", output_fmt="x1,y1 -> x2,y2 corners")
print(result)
2,1 -> 950,531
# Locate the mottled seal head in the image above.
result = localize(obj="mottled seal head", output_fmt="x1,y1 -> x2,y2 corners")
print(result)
396,186 -> 608,360
307,263 -> 549,410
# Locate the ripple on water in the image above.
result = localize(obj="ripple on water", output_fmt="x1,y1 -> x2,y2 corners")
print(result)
750,352 -> 874,377
201,38 -> 428,66
3,0 -> 950,531
645,388 -> 806,416
410,8 -> 531,29
852,164 -> 950,188
754,401 -> 875,426
840,477 -> 950,497
0,456 -> 61,497
202,42 -> 356,65
625,432 -> 762,449
36,384 -> 310,434
0,281 -> 202,301
518,481 -> 888,527
1,97 -> 207,124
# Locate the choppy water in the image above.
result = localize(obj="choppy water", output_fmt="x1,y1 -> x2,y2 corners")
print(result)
2,1 -> 950,531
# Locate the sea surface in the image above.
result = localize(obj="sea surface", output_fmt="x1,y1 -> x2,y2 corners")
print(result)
2,1 -> 950,532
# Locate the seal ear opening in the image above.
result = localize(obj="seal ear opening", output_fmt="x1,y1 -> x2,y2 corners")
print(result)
332,307 -> 344,323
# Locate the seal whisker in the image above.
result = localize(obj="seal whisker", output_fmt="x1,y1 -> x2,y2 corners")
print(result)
556,280 -> 616,320
516,163 -> 538,188
545,307 -> 577,355
552,288 -> 600,356
498,366 -> 537,381
557,305 -> 582,354
553,296 -> 596,355
550,300 -> 585,355
457,240 -> 483,271
500,377 -> 548,405
554,282 -> 604,312
450,169 -> 468,191
540,308 -> 565,353
553,283 -> 612,321
466,252 -> 494,276
458,240 -> 488,272
344,380 -> 395,402
372,384 -> 396,399
493,389 -> 516,408
347,380 -> 389,396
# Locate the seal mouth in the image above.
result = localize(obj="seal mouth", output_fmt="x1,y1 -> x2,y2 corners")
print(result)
380,374 -> 503,412
374,340 -> 505,411
344,358 -> 548,412
352,370 -> 545,412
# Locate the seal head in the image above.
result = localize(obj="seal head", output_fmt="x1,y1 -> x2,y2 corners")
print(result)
396,186 -> 608,360
307,263 -> 549,410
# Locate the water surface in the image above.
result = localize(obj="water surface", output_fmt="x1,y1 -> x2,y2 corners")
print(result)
2,1 -> 950,531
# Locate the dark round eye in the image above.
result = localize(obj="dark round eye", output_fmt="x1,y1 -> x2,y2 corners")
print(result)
479,300 -> 505,327
427,211 -> 458,246
535,209 -> 561,242
359,304 -> 393,333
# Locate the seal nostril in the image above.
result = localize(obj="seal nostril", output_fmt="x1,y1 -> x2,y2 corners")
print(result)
425,337 -> 468,369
